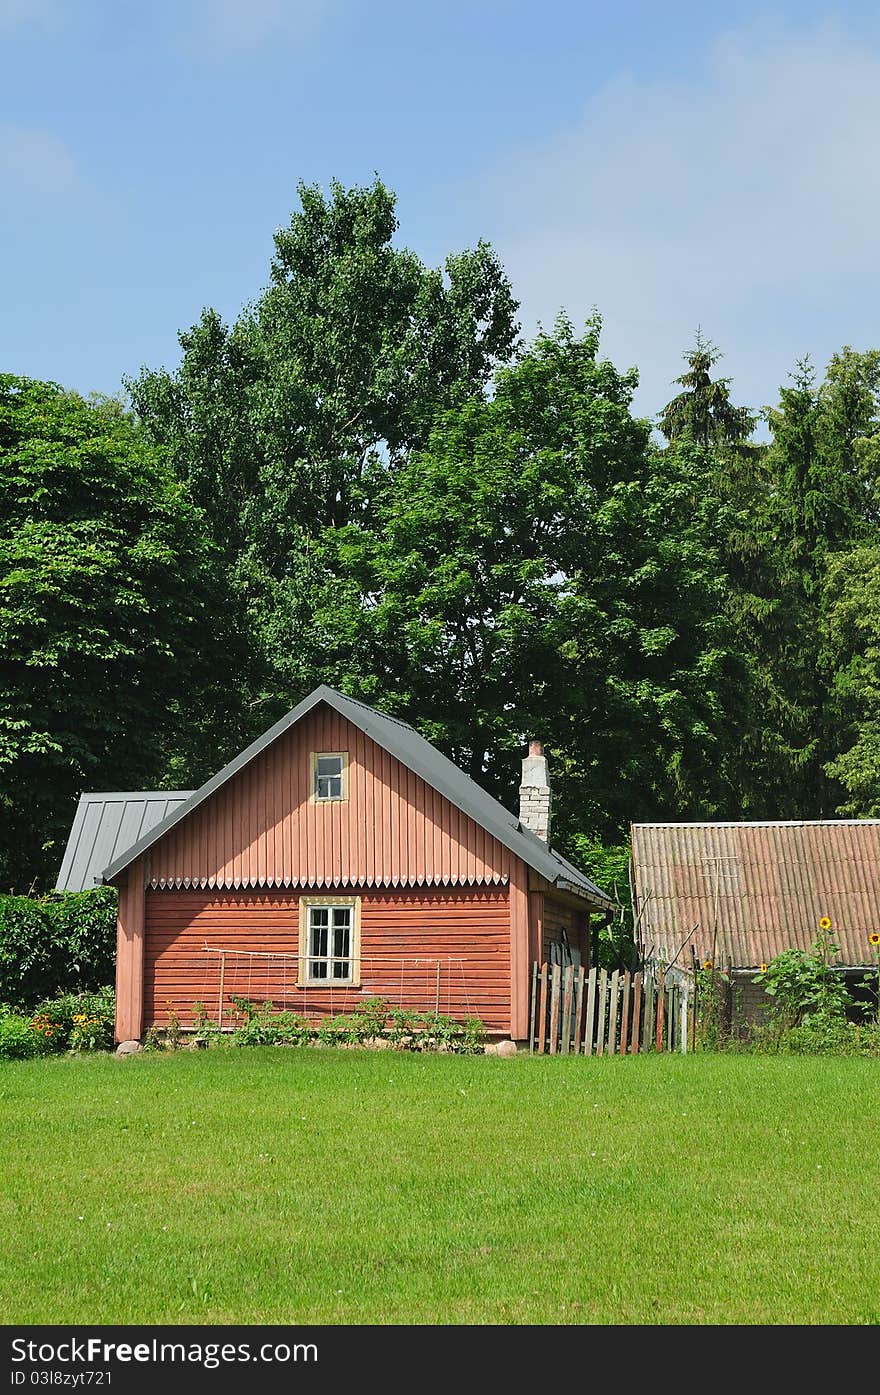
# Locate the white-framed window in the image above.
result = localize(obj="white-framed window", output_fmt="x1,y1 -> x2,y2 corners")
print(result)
298,896 -> 361,985
310,751 -> 348,802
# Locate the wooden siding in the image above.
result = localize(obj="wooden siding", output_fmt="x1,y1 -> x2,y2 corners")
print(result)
115,856 -> 145,1042
144,884 -> 512,1034
148,704 -> 512,892
542,894 -> 590,967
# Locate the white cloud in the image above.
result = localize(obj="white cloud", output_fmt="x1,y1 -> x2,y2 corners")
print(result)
467,21 -> 880,420
190,0 -> 333,49
0,126 -> 81,197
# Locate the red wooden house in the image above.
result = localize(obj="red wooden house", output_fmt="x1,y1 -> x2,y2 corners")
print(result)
56,686 -> 612,1043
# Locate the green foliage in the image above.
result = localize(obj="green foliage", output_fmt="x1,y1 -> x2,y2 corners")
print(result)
232,1008 -> 311,1047
659,331 -> 755,447
128,178 -> 519,748
384,1008 -> 486,1052
30,987 -> 115,1052
0,888 -> 117,1008
0,376 -> 223,891
752,931 -> 849,1028
0,1009 -> 51,1060
745,1016 -> 880,1056
0,989 -> 112,1060
325,316 -> 746,839
695,965 -> 732,1051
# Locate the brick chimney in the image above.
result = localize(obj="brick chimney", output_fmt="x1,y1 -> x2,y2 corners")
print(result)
519,739 -> 552,843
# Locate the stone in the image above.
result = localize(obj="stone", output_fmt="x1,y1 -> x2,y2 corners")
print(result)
115,1039 -> 143,1056
495,1039 -> 518,1057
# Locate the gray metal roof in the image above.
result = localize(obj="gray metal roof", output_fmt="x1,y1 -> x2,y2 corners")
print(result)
98,685 -> 612,907
56,791 -> 193,892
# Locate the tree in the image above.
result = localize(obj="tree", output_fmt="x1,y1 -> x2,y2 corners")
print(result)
316,316 -> 747,844
0,375 -> 222,891
128,179 -> 520,729
659,330 -> 755,447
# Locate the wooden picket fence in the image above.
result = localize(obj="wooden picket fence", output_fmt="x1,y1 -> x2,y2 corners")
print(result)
528,961 -> 692,1055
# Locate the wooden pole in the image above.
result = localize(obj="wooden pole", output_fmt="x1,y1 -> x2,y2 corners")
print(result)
529,961 -> 538,1054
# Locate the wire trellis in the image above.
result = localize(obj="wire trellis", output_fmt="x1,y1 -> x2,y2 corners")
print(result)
199,944 -> 474,1026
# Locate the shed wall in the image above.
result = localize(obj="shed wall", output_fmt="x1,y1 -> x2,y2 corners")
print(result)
542,894 -> 590,967
144,883 -> 512,1034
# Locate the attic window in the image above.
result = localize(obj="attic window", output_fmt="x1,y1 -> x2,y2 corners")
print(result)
312,751 -> 347,802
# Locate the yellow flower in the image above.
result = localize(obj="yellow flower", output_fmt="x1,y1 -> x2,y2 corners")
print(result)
702,959 -> 713,971
819,916 -> 832,930
870,932 -> 880,946
759,963 -> 768,973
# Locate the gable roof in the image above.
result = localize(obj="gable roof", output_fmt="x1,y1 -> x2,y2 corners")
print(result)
56,791 -> 193,893
631,819 -> 880,967
94,685 -> 610,907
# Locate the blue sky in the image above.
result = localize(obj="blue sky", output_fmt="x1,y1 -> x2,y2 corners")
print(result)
2,1 -> 880,422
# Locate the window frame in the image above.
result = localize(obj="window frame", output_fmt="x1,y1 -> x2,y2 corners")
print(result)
309,750 -> 349,804
297,895 -> 361,987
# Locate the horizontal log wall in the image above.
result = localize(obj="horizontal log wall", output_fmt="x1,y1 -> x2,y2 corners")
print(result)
144,883 -> 511,1034
149,703 -> 512,892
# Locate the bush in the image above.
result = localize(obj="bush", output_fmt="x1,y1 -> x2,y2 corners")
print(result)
385,1008 -> 487,1053
0,1010 -> 52,1060
752,930 -> 849,1029
30,987 -> 115,1052
231,1007 -> 311,1047
747,1014 -> 880,1057
0,889 -> 117,1008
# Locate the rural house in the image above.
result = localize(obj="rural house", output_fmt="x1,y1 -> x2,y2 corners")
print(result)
631,820 -> 880,1025
56,686 -> 612,1043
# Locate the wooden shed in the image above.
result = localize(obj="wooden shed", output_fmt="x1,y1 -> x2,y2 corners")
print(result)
57,686 -> 612,1043
631,820 -> 880,1025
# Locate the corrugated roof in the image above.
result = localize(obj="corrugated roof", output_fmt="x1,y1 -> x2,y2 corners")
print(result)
56,792 -> 193,892
631,820 -> 880,967
98,685 -> 612,907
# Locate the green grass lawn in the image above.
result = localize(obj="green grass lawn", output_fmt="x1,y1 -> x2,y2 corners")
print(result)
2,1047 -> 880,1324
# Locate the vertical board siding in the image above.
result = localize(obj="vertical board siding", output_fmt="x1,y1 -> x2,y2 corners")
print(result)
149,704 -> 512,892
144,884 -> 512,1034
542,896 -> 590,967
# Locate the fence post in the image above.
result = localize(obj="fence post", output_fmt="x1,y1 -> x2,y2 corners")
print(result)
644,975 -> 655,1051
549,962 -> 561,1055
574,965 -> 586,1053
537,962 -> 548,1054
631,971 -> 642,1053
561,964 -> 574,1055
607,969 -> 620,1054
619,971 -> 631,1055
584,967 -> 597,1055
596,969 -> 608,1057
529,961 -> 538,1054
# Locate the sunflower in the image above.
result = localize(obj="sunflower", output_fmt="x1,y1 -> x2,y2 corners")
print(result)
759,963 -> 768,974
870,932 -> 880,946
702,959 -> 713,971
819,916 -> 832,930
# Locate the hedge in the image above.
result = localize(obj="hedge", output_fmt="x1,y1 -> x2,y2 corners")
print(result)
0,888 -> 117,1008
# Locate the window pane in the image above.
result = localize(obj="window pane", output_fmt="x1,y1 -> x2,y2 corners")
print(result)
315,755 -> 344,800
309,908 -> 328,977
306,904 -> 354,981
331,908 -> 351,978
